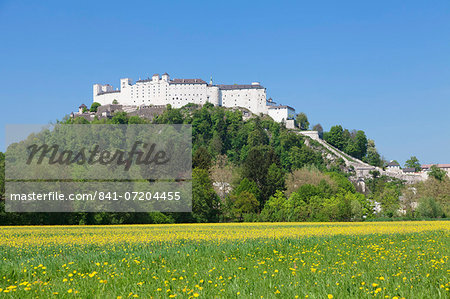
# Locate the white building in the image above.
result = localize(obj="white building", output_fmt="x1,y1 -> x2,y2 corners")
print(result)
386,161 -> 401,172
268,105 -> 296,123
92,73 -> 295,122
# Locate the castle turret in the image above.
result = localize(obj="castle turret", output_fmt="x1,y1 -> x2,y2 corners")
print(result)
206,85 -> 220,106
120,78 -> 132,90
162,72 -> 170,81
93,84 -> 102,99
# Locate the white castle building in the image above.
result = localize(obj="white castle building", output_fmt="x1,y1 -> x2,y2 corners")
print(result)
93,73 -> 296,123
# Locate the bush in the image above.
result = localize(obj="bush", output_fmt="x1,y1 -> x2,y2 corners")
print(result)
416,197 -> 443,218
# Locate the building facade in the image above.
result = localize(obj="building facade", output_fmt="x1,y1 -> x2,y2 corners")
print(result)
421,164 -> 450,176
92,73 -> 295,122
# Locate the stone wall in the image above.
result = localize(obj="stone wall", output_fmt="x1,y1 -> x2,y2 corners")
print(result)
299,131 -> 320,141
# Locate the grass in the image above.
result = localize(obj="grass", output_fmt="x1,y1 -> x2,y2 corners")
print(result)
0,221 -> 448,298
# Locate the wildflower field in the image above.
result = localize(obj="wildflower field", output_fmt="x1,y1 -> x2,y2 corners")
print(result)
0,222 -> 448,298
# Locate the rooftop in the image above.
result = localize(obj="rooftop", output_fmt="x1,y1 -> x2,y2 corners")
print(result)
268,105 -> 295,110
218,84 -> 264,90
97,90 -> 120,95
387,161 -> 400,167
136,78 -> 152,83
171,78 -> 207,84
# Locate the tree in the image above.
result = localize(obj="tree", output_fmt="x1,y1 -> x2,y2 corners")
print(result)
90,102 -> 101,113
296,112 -> 309,130
192,168 -> 219,222
232,191 -> 259,220
287,146 -> 323,171
404,156 -> 421,172
416,197 -> 443,218
241,145 -> 279,206
261,190 -> 287,221
128,115 -> 148,124
266,163 -> 285,198
193,146 -> 212,170
364,139 -> 382,167
111,111 -> 128,124
413,174 -> 450,216
428,165 -> 447,181
234,178 -> 260,200
377,187 -> 400,217
247,118 -> 269,146
312,123 -> 323,139
354,130 -> 368,159
325,125 -> 345,150
112,99 -> 118,104
154,106 -> 183,124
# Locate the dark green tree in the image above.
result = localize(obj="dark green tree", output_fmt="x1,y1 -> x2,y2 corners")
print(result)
404,156 -> 421,172
354,130 -> 368,159
325,125 -> 345,150
192,168 -> 219,222
241,145 -> 279,206
193,146 -> 212,170
247,118 -> 269,147
266,163 -> 285,198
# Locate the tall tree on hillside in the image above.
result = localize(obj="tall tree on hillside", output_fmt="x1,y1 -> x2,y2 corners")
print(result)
266,163 -> 286,199
364,139 -> 382,167
247,117 -> 269,147
296,112 -> 310,131
354,130 -> 368,159
242,145 -> 279,206
325,125 -> 345,150
192,168 -> 220,222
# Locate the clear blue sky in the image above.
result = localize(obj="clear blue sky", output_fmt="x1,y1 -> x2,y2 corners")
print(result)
1,0 -> 449,165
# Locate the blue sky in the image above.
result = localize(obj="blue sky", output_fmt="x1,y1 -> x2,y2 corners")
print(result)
0,0 -> 449,165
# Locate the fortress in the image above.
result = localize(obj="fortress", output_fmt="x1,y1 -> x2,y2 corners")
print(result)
93,73 -> 296,123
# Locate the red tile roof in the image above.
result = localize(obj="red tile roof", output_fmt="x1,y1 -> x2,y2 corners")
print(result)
422,164 -> 450,169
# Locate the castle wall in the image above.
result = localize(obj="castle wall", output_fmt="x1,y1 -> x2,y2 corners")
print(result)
268,106 -> 296,123
220,87 -> 267,115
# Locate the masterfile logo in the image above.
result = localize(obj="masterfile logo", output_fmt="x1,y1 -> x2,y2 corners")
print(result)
5,124 -> 192,212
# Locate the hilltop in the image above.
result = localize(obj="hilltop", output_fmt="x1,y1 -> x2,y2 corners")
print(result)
0,103 -> 447,225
